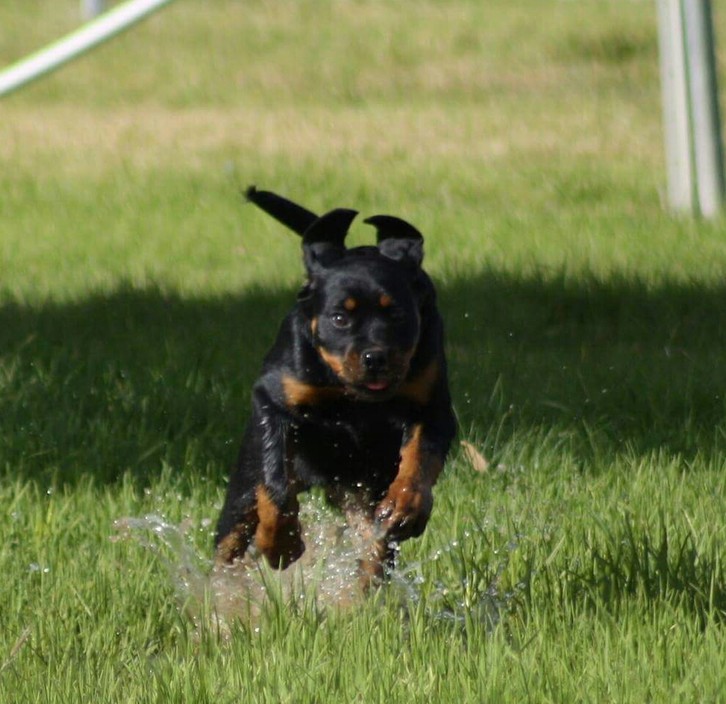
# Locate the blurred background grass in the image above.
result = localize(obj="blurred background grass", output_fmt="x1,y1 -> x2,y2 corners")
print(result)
0,0 -> 691,300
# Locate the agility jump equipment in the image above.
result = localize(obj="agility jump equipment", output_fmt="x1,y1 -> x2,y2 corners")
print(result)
0,0 -> 177,98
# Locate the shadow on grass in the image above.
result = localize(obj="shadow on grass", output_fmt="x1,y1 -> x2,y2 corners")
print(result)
2,270 -> 726,486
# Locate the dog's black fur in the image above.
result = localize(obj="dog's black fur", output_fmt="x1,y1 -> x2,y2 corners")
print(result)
215,187 -> 456,584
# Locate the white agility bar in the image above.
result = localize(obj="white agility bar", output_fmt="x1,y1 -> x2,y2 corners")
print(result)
0,0 -> 176,98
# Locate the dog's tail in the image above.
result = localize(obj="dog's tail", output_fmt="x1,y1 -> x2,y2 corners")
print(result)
244,186 -> 318,236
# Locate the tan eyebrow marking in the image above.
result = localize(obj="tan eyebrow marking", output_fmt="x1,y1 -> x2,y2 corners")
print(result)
379,294 -> 393,308
344,297 -> 358,311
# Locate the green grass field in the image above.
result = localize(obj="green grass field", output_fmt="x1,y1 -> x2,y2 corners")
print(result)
3,0 -> 726,701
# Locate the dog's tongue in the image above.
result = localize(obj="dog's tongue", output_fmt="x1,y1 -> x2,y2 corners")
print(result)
366,381 -> 390,392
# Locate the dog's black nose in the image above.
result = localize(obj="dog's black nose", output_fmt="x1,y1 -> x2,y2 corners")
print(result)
362,349 -> 388,373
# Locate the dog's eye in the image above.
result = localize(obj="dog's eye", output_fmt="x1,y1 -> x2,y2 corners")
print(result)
331,312 -> 352,329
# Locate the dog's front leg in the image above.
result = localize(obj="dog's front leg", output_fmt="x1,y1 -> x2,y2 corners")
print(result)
374,423 -> 444,543
215,388 -> 305,569
356,423 -> 444,588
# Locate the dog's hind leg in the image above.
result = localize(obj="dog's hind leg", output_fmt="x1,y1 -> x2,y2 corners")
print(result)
335,494 -> 398,590
357,538 -> 397,590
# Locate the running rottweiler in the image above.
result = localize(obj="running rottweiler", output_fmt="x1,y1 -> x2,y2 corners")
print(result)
215,187 -> 456,585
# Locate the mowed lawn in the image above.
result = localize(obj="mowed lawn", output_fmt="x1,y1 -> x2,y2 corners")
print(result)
2,1 -> 726,701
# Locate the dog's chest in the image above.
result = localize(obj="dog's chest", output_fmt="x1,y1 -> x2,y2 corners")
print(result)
289,402 -> 404,489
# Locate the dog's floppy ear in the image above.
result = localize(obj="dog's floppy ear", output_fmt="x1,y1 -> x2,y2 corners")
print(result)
302,208 -> 358,273
245,185 -> 318,236
365,215 -> 424,269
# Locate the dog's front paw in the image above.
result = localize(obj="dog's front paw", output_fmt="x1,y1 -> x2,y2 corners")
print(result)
255,513 -> 305,569
261,534 -> 305,570
374,481 -> 433,541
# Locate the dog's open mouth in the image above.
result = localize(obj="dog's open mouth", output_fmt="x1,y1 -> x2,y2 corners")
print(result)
349,377 -> 401,399
334,352 -> 411,399
364,380 -> 390,392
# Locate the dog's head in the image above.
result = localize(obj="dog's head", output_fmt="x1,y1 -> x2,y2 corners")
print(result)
298,209 -> 428,400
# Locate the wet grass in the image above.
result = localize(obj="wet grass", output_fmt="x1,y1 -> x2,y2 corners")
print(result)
2,0 -> 726,701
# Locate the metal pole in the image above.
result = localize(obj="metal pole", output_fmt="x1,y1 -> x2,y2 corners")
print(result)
657,0 -> 695,213
657,0 -> 725,217
683,0 -> 725,217
0,0 -> 176,98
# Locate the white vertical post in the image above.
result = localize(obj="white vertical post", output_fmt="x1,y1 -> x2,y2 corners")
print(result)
657,0 -> 694,213
657,0 -> 725,217
81,0 -> 107,20
683,0 -> 725,218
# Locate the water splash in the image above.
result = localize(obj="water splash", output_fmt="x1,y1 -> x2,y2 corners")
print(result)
112,496 -> 517,634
